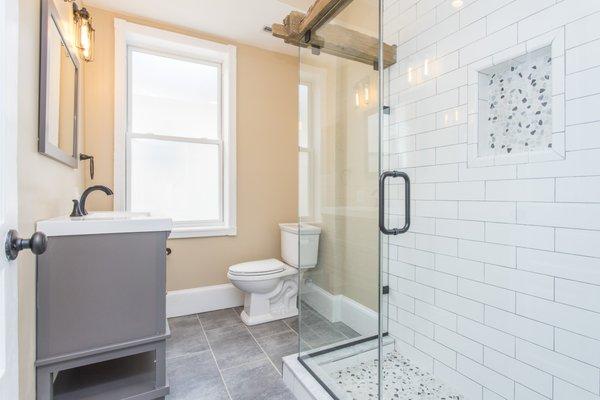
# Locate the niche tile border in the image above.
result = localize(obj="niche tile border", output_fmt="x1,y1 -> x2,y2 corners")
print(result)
467,28 -> 566,168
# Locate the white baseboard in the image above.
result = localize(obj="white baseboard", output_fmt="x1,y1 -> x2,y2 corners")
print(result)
302,281 -> 341,321
339,295 -> 378,336
166,283 -> 244,318
166,281 -> 377,336
302,281 -> 377,337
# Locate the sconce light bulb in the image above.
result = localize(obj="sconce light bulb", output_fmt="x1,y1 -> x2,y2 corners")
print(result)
355,90 -> 360,107
451,0 -> 464,8
363,83 -> 370,104
407,67 -> 413,83
80,23 -> 90,48
424,59 -> 430,76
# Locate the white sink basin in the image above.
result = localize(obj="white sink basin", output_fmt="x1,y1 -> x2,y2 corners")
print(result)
37,211 -> 173,237
79,211 -> 152,220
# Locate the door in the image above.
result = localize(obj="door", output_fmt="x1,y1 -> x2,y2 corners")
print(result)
0,0 -> 19,397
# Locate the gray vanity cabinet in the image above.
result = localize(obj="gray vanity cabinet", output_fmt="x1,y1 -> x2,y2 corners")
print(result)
35,231 -> 170,400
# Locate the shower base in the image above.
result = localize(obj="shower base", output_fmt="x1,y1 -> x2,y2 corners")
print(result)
331,351 -> 462,400
285,337 -> 462,400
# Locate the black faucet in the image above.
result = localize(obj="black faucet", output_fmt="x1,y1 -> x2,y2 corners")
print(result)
71,185 -> 114,217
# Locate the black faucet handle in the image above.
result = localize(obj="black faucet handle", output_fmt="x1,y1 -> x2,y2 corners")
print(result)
70,199 -> 83,217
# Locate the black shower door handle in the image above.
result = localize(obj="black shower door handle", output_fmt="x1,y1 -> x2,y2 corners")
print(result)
379,170 -> 410,235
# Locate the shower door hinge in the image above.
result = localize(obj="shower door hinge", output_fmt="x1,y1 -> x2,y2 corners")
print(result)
383,106 -> 390,115
382,285 -> 390,295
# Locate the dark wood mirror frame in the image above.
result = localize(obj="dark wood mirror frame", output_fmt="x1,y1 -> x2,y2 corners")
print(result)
38,0 -> 80,168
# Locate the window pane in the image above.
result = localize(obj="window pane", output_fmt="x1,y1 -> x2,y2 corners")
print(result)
130,139 -> 220,222
299,151 -> 310,218
131,50 -> 219,139
299,84 -> 309,148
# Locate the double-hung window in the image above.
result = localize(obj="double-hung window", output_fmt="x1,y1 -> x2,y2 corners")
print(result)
298,83 -> 313,220
298,74 -> 323,223
114,20 -> 236,237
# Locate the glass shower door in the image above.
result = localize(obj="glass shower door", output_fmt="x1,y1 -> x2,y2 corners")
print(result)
296,0 -> 385,398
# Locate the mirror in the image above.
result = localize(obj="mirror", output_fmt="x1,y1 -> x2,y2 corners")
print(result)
39,0 -> 79,167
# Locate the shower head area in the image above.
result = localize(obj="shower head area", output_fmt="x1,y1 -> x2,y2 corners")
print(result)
273,0 -> 600,399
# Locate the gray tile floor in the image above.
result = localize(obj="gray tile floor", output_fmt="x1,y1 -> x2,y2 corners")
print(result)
165,305 -> 360,400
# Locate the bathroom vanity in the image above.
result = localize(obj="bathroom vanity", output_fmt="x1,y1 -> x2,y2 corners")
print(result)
34,212 -> 172,400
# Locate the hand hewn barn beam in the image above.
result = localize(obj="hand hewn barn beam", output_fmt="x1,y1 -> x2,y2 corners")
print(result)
271,0 -> 397,69
299,0 -> 354,36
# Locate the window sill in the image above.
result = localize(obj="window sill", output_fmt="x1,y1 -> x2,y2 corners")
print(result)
169,225 -> 237,239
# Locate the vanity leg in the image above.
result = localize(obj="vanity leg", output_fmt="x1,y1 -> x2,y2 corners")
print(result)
155,340 -> 168,391
36,367 -> 53,400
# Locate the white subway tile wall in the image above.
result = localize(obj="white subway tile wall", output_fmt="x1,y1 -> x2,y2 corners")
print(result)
383,1 -> 600,399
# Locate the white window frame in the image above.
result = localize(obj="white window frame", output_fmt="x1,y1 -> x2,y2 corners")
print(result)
114,19 -> 236,238
298,82 -> 315,221
299,65 -> 325,223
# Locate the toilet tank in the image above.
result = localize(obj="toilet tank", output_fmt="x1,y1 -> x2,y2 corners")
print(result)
279,223 -> 321,268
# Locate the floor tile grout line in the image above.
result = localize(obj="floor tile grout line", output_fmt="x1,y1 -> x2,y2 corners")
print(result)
282,318 -> 298,335
219,357 -> 280,373
166,348 -> 213,361
196,313 -> 234,400
249,324 -> 295,341
245,323 -> 283,376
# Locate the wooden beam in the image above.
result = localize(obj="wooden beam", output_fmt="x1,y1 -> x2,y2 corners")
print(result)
283,11 -> 305,41
299,0 -> 354,36
271,0 -> 397,68
311,24 -> 396,68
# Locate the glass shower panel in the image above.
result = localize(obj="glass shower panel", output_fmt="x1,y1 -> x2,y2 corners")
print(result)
380,1 -> 600,400
296,0 -> 383,398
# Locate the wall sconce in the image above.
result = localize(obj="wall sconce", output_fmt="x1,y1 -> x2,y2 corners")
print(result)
72,3 -> 94,62
363,83 -> 370,105
354,80 -> 373,108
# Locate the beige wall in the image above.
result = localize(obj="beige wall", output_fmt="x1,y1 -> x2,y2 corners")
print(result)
302,54 -> 380,311
83,7 -> 299,290
18,1 -> 85,398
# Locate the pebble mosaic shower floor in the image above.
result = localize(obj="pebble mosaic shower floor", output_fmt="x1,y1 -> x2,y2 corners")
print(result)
331,351 -> 462,400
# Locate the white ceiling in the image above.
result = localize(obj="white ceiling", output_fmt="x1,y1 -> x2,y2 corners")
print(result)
83,0 -> 304,55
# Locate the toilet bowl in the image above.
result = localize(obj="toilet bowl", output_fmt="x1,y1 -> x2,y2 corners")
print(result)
228,223 -> 321,326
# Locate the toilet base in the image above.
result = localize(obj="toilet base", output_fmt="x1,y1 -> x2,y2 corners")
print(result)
237,273 -> 299,326
241,308 -> 298,326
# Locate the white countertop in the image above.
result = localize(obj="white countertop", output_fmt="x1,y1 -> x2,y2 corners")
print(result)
37,211 -> 173,237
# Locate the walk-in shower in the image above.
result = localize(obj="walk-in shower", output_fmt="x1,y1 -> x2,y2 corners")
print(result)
293,0 -> 600,399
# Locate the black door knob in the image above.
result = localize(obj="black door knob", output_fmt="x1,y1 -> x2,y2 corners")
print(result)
5,230 -> 48,261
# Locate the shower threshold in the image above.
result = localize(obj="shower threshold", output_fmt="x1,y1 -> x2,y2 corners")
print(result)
288,336 -> 463,400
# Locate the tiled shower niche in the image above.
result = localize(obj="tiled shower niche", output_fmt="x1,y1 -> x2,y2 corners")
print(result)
478,47 -> 553,157
467,29 -> 567,166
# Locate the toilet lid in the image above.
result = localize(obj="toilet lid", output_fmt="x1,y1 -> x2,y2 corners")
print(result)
229,258 -> 286,276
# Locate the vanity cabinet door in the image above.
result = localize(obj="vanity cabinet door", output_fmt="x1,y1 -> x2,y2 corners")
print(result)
36,231 -> 167,362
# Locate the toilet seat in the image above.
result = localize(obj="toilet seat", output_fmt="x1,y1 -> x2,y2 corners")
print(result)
228,258 -> 286,276
227,260 -> 297,282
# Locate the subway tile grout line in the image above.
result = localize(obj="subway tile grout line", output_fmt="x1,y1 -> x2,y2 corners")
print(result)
195,313 -> 234,400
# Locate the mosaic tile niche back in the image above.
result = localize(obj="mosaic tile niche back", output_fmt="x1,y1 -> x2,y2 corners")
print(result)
478,47 -> 553,156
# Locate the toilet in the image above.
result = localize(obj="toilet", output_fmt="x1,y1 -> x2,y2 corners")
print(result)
228,223 -> 321,326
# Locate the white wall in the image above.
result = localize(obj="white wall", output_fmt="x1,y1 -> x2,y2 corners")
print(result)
383,1 -> 600,399
18,1 -> 84,398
